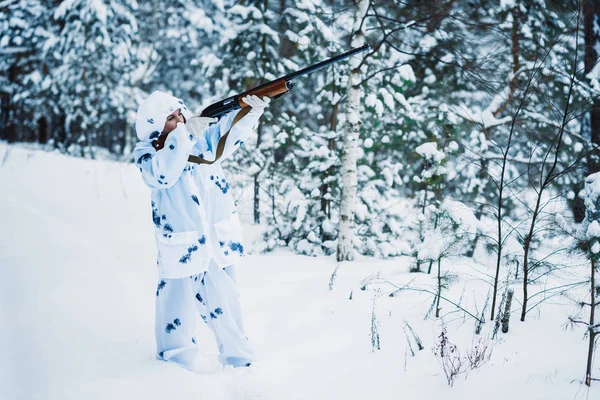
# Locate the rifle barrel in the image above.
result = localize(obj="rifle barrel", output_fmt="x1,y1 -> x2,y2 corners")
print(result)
284,44 -> 370,81
244,44 -> 370,94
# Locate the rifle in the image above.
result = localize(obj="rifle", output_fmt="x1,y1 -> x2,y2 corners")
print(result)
199,44 -> 370,118
152,44 -> 370,154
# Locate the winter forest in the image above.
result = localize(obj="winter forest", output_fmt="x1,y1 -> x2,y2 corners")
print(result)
2,0 -> 600,399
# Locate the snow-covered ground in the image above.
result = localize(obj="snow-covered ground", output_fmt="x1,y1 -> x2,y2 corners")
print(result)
1,142 -> 598,400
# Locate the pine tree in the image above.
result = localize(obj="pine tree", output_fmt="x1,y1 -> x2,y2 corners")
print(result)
48,0 -> 139,156
0,0 -> 53,144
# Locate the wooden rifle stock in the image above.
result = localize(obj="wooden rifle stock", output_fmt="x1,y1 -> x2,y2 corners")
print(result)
200,80 -> 295,118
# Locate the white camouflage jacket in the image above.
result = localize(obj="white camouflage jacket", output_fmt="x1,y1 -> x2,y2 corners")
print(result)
133,91 -> 258,279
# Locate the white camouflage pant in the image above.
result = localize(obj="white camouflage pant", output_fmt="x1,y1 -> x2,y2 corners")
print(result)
154,261 -> 255,370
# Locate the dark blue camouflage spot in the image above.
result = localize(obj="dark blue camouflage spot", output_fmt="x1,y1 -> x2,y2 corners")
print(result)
163,224 -> 173,233
149,131 -> 160,140
219,241 -> 225,248
210,312 -> 217,319
136,153 -> 153,165
174,318 -> 181,326
198,235 -> 206,245
192,195 -> 199,205
189,134 -> 193,140
147,118 -> 154,124
215,179 -> 230,194
229,241 -> 244,255
196,293 -> 204,303
169,144 -> 175,150
165,323 -> 176,333
215,308 -> 223,315
156,280 -> 166,296
152,206 -> 161,228
192,337 -> 196,344
179,243 -> 198,264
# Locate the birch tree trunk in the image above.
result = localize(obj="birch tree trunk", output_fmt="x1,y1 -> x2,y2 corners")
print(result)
336,0 -> 368,261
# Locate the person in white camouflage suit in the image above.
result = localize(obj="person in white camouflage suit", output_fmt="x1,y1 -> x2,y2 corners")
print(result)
134,91 -> 270,371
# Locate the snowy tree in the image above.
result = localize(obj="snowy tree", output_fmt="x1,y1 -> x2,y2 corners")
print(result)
0,0 -> 53,144
566,172 -> 600,386
580,172 -> 600,386
570,0 -> 600,221
47,0 -> 139,156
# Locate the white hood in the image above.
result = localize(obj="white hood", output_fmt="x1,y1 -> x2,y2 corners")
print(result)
135,91 -> 192,141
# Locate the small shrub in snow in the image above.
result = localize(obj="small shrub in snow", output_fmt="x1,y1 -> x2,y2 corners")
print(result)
433,325 -> 464,386
433,324 -> 493,386
371,289 -> 382,352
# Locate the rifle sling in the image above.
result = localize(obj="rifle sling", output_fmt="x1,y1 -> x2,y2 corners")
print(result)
187,107 -> 251,165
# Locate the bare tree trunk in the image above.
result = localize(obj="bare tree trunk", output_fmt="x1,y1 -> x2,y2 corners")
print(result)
490,1 -> 521,322
501,288 -> 514,333
584,0 -> 600,150
521,9 -> 581,321
495,2 -> 521,116
585,258 -> 597,386
320,102 -> 339,241
436,258 -> 442,317
254,119 -> 263,224
254,18 -> 269,224
337,0 -> 367,261
573,0 -> 600,222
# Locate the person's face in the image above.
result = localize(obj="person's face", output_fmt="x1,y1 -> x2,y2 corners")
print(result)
162,108 -> 185,135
